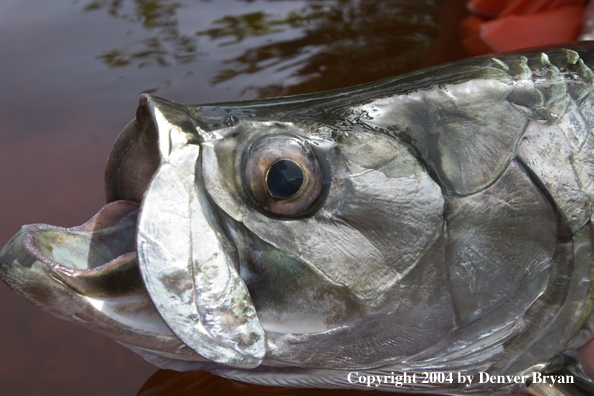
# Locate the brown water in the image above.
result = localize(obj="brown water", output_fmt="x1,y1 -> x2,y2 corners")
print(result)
0,0 -> 467,394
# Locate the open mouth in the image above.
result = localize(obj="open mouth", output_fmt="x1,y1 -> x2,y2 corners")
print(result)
0,198 -> 194,350
0,94 -> 267,371
16,200 -> 142,298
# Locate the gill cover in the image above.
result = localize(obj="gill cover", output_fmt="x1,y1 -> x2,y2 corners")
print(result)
133,95 -> 266,368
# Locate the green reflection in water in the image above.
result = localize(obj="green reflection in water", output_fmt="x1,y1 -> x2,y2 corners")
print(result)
85,0 -> 197,67
85,0 -> 447,96
197,8 -> 328,46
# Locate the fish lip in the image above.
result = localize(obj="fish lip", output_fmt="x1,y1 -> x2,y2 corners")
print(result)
20,224 -> 135,278
24,199 -> 139,271
3,200 -> 143,297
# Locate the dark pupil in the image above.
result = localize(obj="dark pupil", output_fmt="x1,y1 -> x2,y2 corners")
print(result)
267,159 -> 304,198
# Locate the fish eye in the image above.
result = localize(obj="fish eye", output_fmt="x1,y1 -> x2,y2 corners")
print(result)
266,159 -> 304,198
244,134 -> 325,217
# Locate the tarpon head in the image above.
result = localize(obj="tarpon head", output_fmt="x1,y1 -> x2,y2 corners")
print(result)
6,46 -> 594,394
0,92 -> 445,370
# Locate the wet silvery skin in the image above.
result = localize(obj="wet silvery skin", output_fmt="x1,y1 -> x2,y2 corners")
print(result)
3,45 -> 594,395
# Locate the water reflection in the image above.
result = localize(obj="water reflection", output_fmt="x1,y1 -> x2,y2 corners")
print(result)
205,0 -> 445,96
85,0 -> 197,67
85,0 -> 451,96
